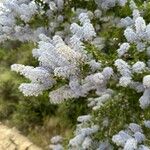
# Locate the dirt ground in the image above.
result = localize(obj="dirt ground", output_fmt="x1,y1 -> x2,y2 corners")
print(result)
0,122 -> 42,150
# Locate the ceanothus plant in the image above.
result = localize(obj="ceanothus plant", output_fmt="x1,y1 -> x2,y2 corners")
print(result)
0,0 -> 42,42
1,0 -> 150,149
112,123 -> 149,150
0,0 -> 67,42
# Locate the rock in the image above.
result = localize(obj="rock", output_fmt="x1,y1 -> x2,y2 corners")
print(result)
0,124 -> 42,150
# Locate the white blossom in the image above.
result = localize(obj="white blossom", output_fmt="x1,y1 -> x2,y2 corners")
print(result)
118,0 -> 127,7
135,17 -> 146,39
124,138 -> 137,150
146,24 -> 150,39
130,0 -> 137,10
69,134 -> 85,148
136,42 -> 146,52
129,123 -> 143,133
143,75 -> 150,89
124,27 -> 137,43
97,140 -> 113,150
70,13 -> 96,41
102,67 -> 114,79
132,9 -> 140,21
139,89 -> 150,109
129,82 -> 144,93
19,83 -> 46,96
114,59 -> 131,77
77,115 -> 92,123
132,61 -> 146,73
144,120 -> 150,128
112,123 -> 148,149
117,43 -> 130,57
92,94 -> 112,110
82,137 -> 92,149
112,134 -> 127,147
133,132 -> 145,143
119,76 -> 132,87
120,17 -> 133,27
138,145 -> 150,150
51,136 -> 63,144
88,60 -> 101,72
49,86 -> 76,104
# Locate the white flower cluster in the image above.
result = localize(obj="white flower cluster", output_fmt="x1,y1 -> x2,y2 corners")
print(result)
88,92 -> 113,110
112,123 -> 149,150
11,10 -> 113,104
139,75 -> 150,109
132,61 -> 146,73
11,64 -> 56,96
124,13 -> 150,52
49,67 -> 113,104
49,135 -> 64,150
117,42 -> 130,57
144,120 -> 150,129
115,59 -> 147,88
0,0 -> 67,42
70,13 -> 96,54
115,4 -> 150,110
69,114 -> 99,150
10,0 -> 37,22
119,1 -> 139,27
115,59 -> 131,77
43,0 -> 64,11
95,0 -> 127,10
12,34 -> 83,99
124,17 -> 150,52
42,0 -> 66,36
0,0 -> 45,42
114,59 -> 132,87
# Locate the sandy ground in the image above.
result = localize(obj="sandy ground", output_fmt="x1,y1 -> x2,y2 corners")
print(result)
0,123 -> 42,150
